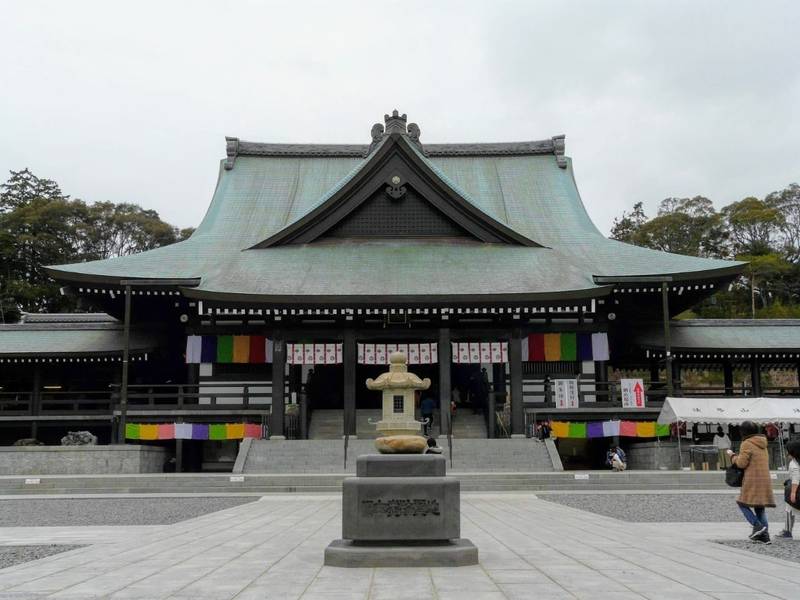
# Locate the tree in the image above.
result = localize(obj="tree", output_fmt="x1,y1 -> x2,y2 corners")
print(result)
0,169 -> 190,321
765,183 -> 800,262
0,168 -> 67,213
634,196 -> 727,258
82,202 -> 180,260
721,197 -> 784,256
610,202 -> 647,244
0,191 -> 89,316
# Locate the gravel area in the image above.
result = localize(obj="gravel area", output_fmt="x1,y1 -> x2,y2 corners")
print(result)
716,537 -> 799,563
0,545 -> 84,569
540,493 -> 787,523
0,497 -> 257,527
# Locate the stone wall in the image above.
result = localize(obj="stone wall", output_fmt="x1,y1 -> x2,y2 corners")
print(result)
0,445 -> 168,475
626,441 -> 689,470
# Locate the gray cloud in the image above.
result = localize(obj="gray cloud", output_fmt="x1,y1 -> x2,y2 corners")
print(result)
1,0 -> 798,233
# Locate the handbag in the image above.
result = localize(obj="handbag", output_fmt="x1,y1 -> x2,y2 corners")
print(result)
784,479 -> 800,509
725,465 -> 744,487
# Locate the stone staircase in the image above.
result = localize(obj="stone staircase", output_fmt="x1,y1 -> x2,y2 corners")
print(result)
238,438 -> 556,474
307,409 -> 345,439
309,409 -> 487,439
450,413 -> 487,438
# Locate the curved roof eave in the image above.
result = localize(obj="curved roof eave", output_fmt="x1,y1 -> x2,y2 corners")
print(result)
177,285 -> 614,306
593,262 -> 746,284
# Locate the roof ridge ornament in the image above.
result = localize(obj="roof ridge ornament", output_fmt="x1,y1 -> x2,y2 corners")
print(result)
552,135 -> 567,168
367,110 -> 424,156
224,136 -> 239,170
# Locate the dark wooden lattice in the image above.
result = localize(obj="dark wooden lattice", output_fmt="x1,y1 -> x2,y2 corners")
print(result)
323,186 -> 471,238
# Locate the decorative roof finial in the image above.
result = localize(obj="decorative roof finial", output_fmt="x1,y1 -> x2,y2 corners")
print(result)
384,109 -> 408,134
366,110 -> 424,156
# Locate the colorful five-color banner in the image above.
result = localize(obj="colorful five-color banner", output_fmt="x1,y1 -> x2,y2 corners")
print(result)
125,423 -> 264,440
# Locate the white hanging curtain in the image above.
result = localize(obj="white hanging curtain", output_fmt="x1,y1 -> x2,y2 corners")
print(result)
357,342 -> 438,364
452,342 -> 508,364
286,343 -> 343,365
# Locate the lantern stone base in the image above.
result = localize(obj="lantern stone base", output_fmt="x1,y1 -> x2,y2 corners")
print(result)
324,538 -> 478,568
324,454 -> 478,567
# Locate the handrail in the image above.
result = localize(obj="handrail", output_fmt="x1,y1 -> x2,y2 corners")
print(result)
446,406 -> 453,469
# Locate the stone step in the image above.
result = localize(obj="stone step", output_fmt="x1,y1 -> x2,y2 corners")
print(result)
239,439 -> 556,474
0,470 -> 741,495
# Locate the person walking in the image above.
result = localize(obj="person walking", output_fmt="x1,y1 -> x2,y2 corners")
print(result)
778,439 -> 800,539
713,426 -> 732,469
727,421 -> 776,544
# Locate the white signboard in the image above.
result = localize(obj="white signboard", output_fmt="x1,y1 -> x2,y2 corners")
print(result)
621,378 -> 646,408
553,379 -> 580,409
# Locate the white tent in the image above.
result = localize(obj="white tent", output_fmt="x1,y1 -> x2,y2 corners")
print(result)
658,396 -> 800,425
762,397 -> 800,424
657,396 -> 800,470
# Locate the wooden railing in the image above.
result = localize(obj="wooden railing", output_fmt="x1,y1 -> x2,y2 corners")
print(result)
117,383 -> 272,409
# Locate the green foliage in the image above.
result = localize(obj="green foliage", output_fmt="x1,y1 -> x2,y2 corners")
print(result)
611,183 -> 800,318
0,169 -> 185,322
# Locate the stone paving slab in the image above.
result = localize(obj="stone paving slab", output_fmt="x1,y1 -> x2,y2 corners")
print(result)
0,493 -> 797,599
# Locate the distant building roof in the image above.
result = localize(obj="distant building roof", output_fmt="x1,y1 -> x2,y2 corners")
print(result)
18,312 -> 117,324
634,320 -> 800,354
0,316 -> 160,359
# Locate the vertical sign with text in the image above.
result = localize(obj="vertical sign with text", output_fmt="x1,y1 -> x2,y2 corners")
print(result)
553,379 -> 580,409
620,378 -> 646,408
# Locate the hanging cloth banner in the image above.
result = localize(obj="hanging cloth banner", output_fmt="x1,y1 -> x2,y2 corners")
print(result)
186,336 -> 273,365
550,420 -> 670,439
451,342 -> 508,364
519,332 -> 610,362
286,343 -> 343,365
357,343 -> 439,365
125,422 -> 264,440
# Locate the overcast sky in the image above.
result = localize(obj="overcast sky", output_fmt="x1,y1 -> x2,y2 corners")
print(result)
1,1 -> 798,234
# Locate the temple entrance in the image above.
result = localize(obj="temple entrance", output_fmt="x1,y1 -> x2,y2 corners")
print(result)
305,364 -> 344,410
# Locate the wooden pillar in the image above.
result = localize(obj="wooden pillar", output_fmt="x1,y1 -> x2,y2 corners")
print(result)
270,333 -> 286,439
649,362 -> 660,383
119,283 -> 132,444
596,360 -> 609,402
661,282 -> 674,397
438,328 -> 451,436
723,360 -> 734,396
30,365 -> 42,440
672,361 -> 682,395
175,439 -> 183,473
343,329 -> 356,437
750,356 -> 762,397
509,329 -> 524,437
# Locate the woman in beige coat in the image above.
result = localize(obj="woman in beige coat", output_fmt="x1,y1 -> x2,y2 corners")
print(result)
728,421 -> 776,544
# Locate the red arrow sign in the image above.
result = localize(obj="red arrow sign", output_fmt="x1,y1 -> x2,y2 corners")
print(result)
633,381 -> 644,407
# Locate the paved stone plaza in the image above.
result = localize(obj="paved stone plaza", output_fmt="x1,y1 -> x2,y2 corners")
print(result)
0,493 -> 798,599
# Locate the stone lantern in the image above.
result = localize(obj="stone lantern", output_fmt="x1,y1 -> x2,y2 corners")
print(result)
366,352 -> 430,448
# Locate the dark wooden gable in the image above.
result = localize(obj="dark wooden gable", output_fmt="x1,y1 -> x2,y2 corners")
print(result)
250,134 -> 541,248
323,183 -> 471,238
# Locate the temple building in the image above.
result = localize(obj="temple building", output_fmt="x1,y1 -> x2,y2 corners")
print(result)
2,110 -> 798,470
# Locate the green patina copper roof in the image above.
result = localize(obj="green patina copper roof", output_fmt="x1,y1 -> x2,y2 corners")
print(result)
635,320 -> 800,352
0,322 -> 159,356
45,123 -> 744,302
